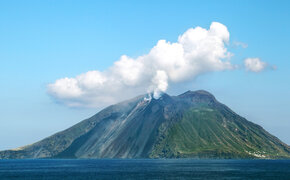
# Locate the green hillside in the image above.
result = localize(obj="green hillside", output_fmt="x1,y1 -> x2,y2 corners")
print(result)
150,107 -> 289,158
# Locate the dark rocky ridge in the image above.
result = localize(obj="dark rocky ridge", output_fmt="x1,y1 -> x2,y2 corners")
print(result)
0,90 -> 289,159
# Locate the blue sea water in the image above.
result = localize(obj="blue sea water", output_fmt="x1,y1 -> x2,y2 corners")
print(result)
0,159 -> 289,179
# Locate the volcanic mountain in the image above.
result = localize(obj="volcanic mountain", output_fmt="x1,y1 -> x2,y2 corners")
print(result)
0,90 -> 289,159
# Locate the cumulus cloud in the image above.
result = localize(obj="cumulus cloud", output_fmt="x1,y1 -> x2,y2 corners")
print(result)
244,58 -> 268,72
48,22 -> 234,108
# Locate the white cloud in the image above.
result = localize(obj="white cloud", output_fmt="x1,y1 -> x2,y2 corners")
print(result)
233,41 -> 248,48
48,22 -> 234,108
244,58 -> 267,72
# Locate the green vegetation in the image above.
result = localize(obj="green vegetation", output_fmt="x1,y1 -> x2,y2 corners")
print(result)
150,106 -> 290,159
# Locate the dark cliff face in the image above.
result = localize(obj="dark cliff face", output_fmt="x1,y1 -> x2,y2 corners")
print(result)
1,90 -> 289,159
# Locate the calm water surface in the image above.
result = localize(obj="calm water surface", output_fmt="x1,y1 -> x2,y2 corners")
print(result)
0,159 -> 289,179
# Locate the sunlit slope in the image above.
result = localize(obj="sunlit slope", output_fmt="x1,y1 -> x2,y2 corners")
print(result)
151,107 -> 289,158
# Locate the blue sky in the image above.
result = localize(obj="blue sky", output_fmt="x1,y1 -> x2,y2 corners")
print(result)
0,0 -> 290,150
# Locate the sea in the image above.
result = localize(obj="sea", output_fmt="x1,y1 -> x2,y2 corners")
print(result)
0,159 -> 289,179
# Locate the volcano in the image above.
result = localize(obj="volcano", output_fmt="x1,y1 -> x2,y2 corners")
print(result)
1,90 -> 289,159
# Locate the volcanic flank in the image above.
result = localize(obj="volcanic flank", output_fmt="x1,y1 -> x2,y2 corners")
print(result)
0,90 -> 289,159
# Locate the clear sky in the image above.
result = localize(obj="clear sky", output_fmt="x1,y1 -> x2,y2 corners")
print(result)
0,0 -> 290,150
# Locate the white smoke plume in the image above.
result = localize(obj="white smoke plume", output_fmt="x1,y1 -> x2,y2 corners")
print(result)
48,22 -> 234,108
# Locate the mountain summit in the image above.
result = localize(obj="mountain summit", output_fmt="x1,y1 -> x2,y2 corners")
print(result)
1,90 -> 289,159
